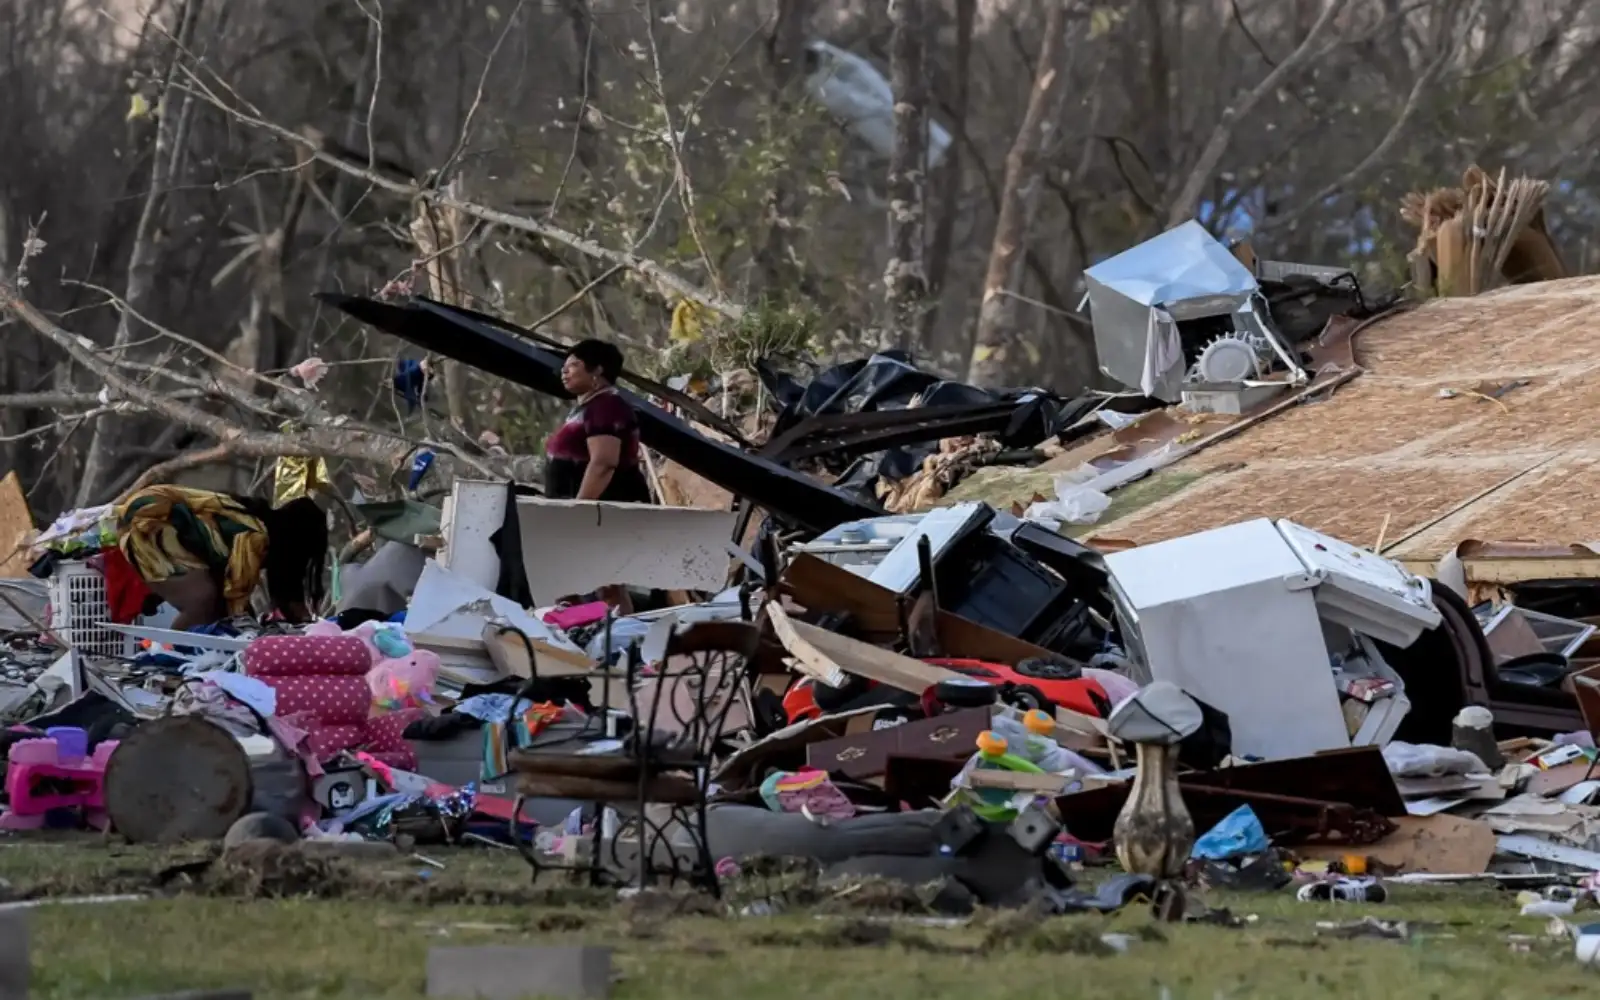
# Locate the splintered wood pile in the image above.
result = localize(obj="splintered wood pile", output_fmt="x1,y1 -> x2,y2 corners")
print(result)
1401,165 -> 1565,297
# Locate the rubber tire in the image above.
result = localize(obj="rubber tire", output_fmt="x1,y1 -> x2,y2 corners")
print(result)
1006,684 -> 1056,713
934,679 -> 999,708
1014,656 -> 1083,681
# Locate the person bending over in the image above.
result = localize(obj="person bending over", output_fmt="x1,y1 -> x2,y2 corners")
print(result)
115,485 -> 328,629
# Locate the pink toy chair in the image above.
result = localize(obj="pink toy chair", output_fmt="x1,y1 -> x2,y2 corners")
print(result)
0,735 -> 118,830
244,635 -> 420,770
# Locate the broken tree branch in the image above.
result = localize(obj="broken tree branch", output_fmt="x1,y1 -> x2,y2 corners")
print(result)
436,0 -> 524,187
121,443 -> 237,497
549,0 -> 599,218
0,388 -> 193,409
1259,11 -> 1459,234
0,269 -> 506,502
643,0 -> 723,296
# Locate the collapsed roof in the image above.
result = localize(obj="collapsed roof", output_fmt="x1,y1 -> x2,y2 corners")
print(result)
1078,276 -> 1600,578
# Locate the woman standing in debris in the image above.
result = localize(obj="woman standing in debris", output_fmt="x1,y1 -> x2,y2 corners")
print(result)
114,486 -> 329,629
546,338 -> 651,612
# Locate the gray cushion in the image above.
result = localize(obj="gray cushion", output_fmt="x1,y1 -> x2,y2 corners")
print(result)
705,805 -> 941,862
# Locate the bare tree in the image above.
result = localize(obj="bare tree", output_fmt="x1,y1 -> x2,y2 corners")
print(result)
755,0 -> 813,294
966,1 -> 1070,388
883,0 -> 930,349
4,0 -> 1600,517
74,0 -> 205,507
925,0 -> 975,311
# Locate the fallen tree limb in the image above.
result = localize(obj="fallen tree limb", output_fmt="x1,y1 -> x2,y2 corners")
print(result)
0,388 -> 206,409
124,443 -> 236,496
0,272 -> 510,503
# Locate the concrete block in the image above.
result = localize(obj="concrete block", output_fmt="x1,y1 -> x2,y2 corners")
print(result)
426,945 -> 612,1000
0,911 -> 27,1000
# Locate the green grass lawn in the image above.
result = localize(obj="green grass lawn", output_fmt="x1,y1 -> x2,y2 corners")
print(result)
0,837 -> 1592,999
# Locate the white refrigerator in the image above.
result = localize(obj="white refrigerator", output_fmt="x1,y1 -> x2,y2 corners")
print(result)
1103,517 -> 1441,761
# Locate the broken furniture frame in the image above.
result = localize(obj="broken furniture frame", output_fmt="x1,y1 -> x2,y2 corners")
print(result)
503,619 -> 761,896
1393,583 -> 1594,739
1181,785 -> 1395,845
1053,745 -> 1406,846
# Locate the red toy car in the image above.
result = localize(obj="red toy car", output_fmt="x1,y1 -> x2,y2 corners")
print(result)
782,656 -> 1111,724
923,657 -> 1111,717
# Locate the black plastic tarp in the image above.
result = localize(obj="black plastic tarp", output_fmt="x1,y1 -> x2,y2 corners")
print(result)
758,354 -> 1112,500
319,294 -> 883,533
758,354 -> 1104,450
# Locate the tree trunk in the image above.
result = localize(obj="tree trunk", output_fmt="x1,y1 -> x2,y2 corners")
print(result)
965,2 -> 1069,388
754,0 -> 812,295
297,8 -> 381,369
923,0 -> 975,330
408,183 -> 473,430
565,0 -> 601,176
228,171 -> 310,389
882,0 -> 930,350
75,0 -> 203,507
0,191 -> 13,478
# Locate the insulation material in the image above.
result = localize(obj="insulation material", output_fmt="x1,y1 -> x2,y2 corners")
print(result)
515,499 -> 736,605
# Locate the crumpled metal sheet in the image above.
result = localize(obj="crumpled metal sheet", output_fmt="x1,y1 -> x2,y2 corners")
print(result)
1086,221 -> 1261,400
1086,221 -> 1258,310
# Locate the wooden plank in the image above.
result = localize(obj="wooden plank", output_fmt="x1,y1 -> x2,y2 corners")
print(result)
1576,672 -> 1600,742
765,603 -> 846,687
1529,759 -> 1596,797
965,769 -> 1074,794
770,606 -> 961,695
1398,556 -> 1600,585
1296,815 -> 1496,874
410,632 -> 488,654
481,621 -> 598,676
0,471 -> 34,579
781,554 -> 900,635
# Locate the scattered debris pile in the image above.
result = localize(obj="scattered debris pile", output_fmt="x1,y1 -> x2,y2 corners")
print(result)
1401,165 -> 1565,297
9,185 -> 1600,993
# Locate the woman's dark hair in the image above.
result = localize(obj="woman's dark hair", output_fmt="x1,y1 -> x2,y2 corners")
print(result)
258,497 -> 328,617
567,339 -> 624,383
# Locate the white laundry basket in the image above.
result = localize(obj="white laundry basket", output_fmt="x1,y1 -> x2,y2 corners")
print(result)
47,560 -> 136,659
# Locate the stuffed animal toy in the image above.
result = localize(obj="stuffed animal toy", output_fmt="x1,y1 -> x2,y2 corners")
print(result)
367,648 -> 441,713
305,620 -> 412,665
